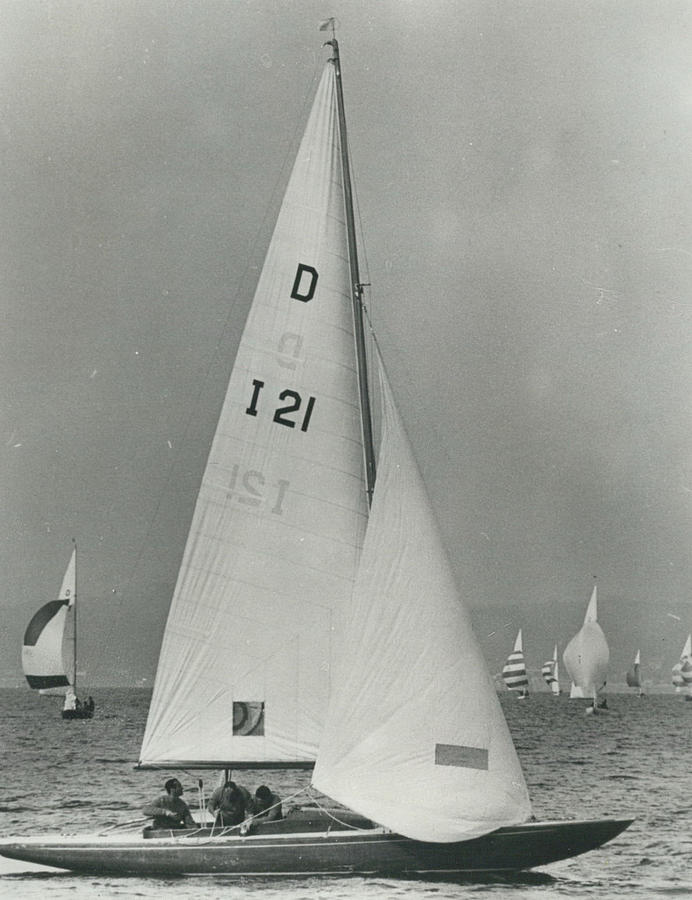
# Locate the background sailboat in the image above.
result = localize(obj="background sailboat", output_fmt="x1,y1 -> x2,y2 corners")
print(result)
563,583 -> 609,708
671,634 -> 691,693
0,33 -> 631,877
625,649 -> 644,697
541,644 -> 561,695
21,546 -> 93,720
501,629 -> 530,698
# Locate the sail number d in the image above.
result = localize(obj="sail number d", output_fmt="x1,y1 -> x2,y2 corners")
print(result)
290,263 -> 318,303
246,379 -> 316,432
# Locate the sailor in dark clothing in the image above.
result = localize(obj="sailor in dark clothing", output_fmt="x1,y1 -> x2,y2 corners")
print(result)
253,785 -> 283,820
206,780 -> 249,827
142,778 -> 196,830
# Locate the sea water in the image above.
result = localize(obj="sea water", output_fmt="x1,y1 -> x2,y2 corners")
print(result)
0,688 -> 689,899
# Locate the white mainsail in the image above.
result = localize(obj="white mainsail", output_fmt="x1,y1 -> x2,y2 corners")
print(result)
22,549 -> 76,691
541,644 -> 560,695
312,367 -> 531,842
562,584 -> 609,701
139,63 -> 369,768
501,629 -> 530,694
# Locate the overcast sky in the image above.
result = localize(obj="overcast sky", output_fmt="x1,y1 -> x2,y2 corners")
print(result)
2,0 -> 691,687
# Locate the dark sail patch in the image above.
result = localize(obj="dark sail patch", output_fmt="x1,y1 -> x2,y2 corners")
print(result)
435,743 -> 488,770
233,701 -> 265,736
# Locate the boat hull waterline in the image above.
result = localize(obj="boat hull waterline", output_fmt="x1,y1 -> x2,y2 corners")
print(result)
0,818 -> 633,876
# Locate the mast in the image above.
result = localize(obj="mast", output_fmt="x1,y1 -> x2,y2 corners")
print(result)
72,538 -> 77,695
327,37 -> 377,504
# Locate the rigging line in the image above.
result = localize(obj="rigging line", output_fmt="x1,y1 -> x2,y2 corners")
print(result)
194,786 -> 312,844
363,296 -> 460,489
111,59 -> 324,611
304,787 -> 374,832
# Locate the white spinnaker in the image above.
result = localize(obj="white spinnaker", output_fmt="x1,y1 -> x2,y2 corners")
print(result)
22,549 -> 75,689
313,363 -> 531,842
140,63 -> 368,767
562,585 -> 609,695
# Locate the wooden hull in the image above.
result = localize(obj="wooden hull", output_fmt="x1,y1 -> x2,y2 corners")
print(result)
0,818 -> 632,877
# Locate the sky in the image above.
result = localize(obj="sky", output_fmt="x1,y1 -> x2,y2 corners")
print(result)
2,0 -> 691,688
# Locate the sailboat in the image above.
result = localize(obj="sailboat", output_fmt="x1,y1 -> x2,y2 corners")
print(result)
625,649 -> 644,697
563,582 -> 609,710
0,31 -> 631,877
541,645 -> 561,695
502,629 -> 529,698
21,545 -> 94,720
671,634 -> 691,693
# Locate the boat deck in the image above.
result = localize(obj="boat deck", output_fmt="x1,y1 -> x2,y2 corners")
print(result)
143,806 -> 375,839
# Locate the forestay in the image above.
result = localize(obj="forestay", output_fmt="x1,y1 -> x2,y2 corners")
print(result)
139,63 -> 368,768
312,365 -> 532,842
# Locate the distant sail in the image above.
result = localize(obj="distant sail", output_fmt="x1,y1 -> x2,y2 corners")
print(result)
569,682 -> 585,699
22,550 -> 76,691
625,649 -> 642,690
502,629 -> 529,696
541,644 -> 560,695
672,634 -> 691,692
562,584 -> 609,703
681,658 -> 692,698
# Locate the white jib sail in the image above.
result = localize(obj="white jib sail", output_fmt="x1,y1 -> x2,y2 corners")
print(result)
502,629 -> 529,691
139,63 -> 369,767
562,584 -> 609,695
22,549 -> 76,690
312,364 -> 532,842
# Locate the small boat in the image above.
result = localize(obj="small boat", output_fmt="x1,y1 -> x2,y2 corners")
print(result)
21,543 -> 94,720
0,28 -> 631,878
502,629 -> 530,698
671,634 -> 691,693
541,645 -> 561,695
563,582 -> 609,709
625,649 -> 644,697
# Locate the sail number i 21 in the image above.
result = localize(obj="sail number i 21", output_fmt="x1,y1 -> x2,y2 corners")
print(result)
246,379 -> 316,432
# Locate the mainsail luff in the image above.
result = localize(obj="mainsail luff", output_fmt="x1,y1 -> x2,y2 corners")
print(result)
329,38 -> 376,502
139,61 -> 369,769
